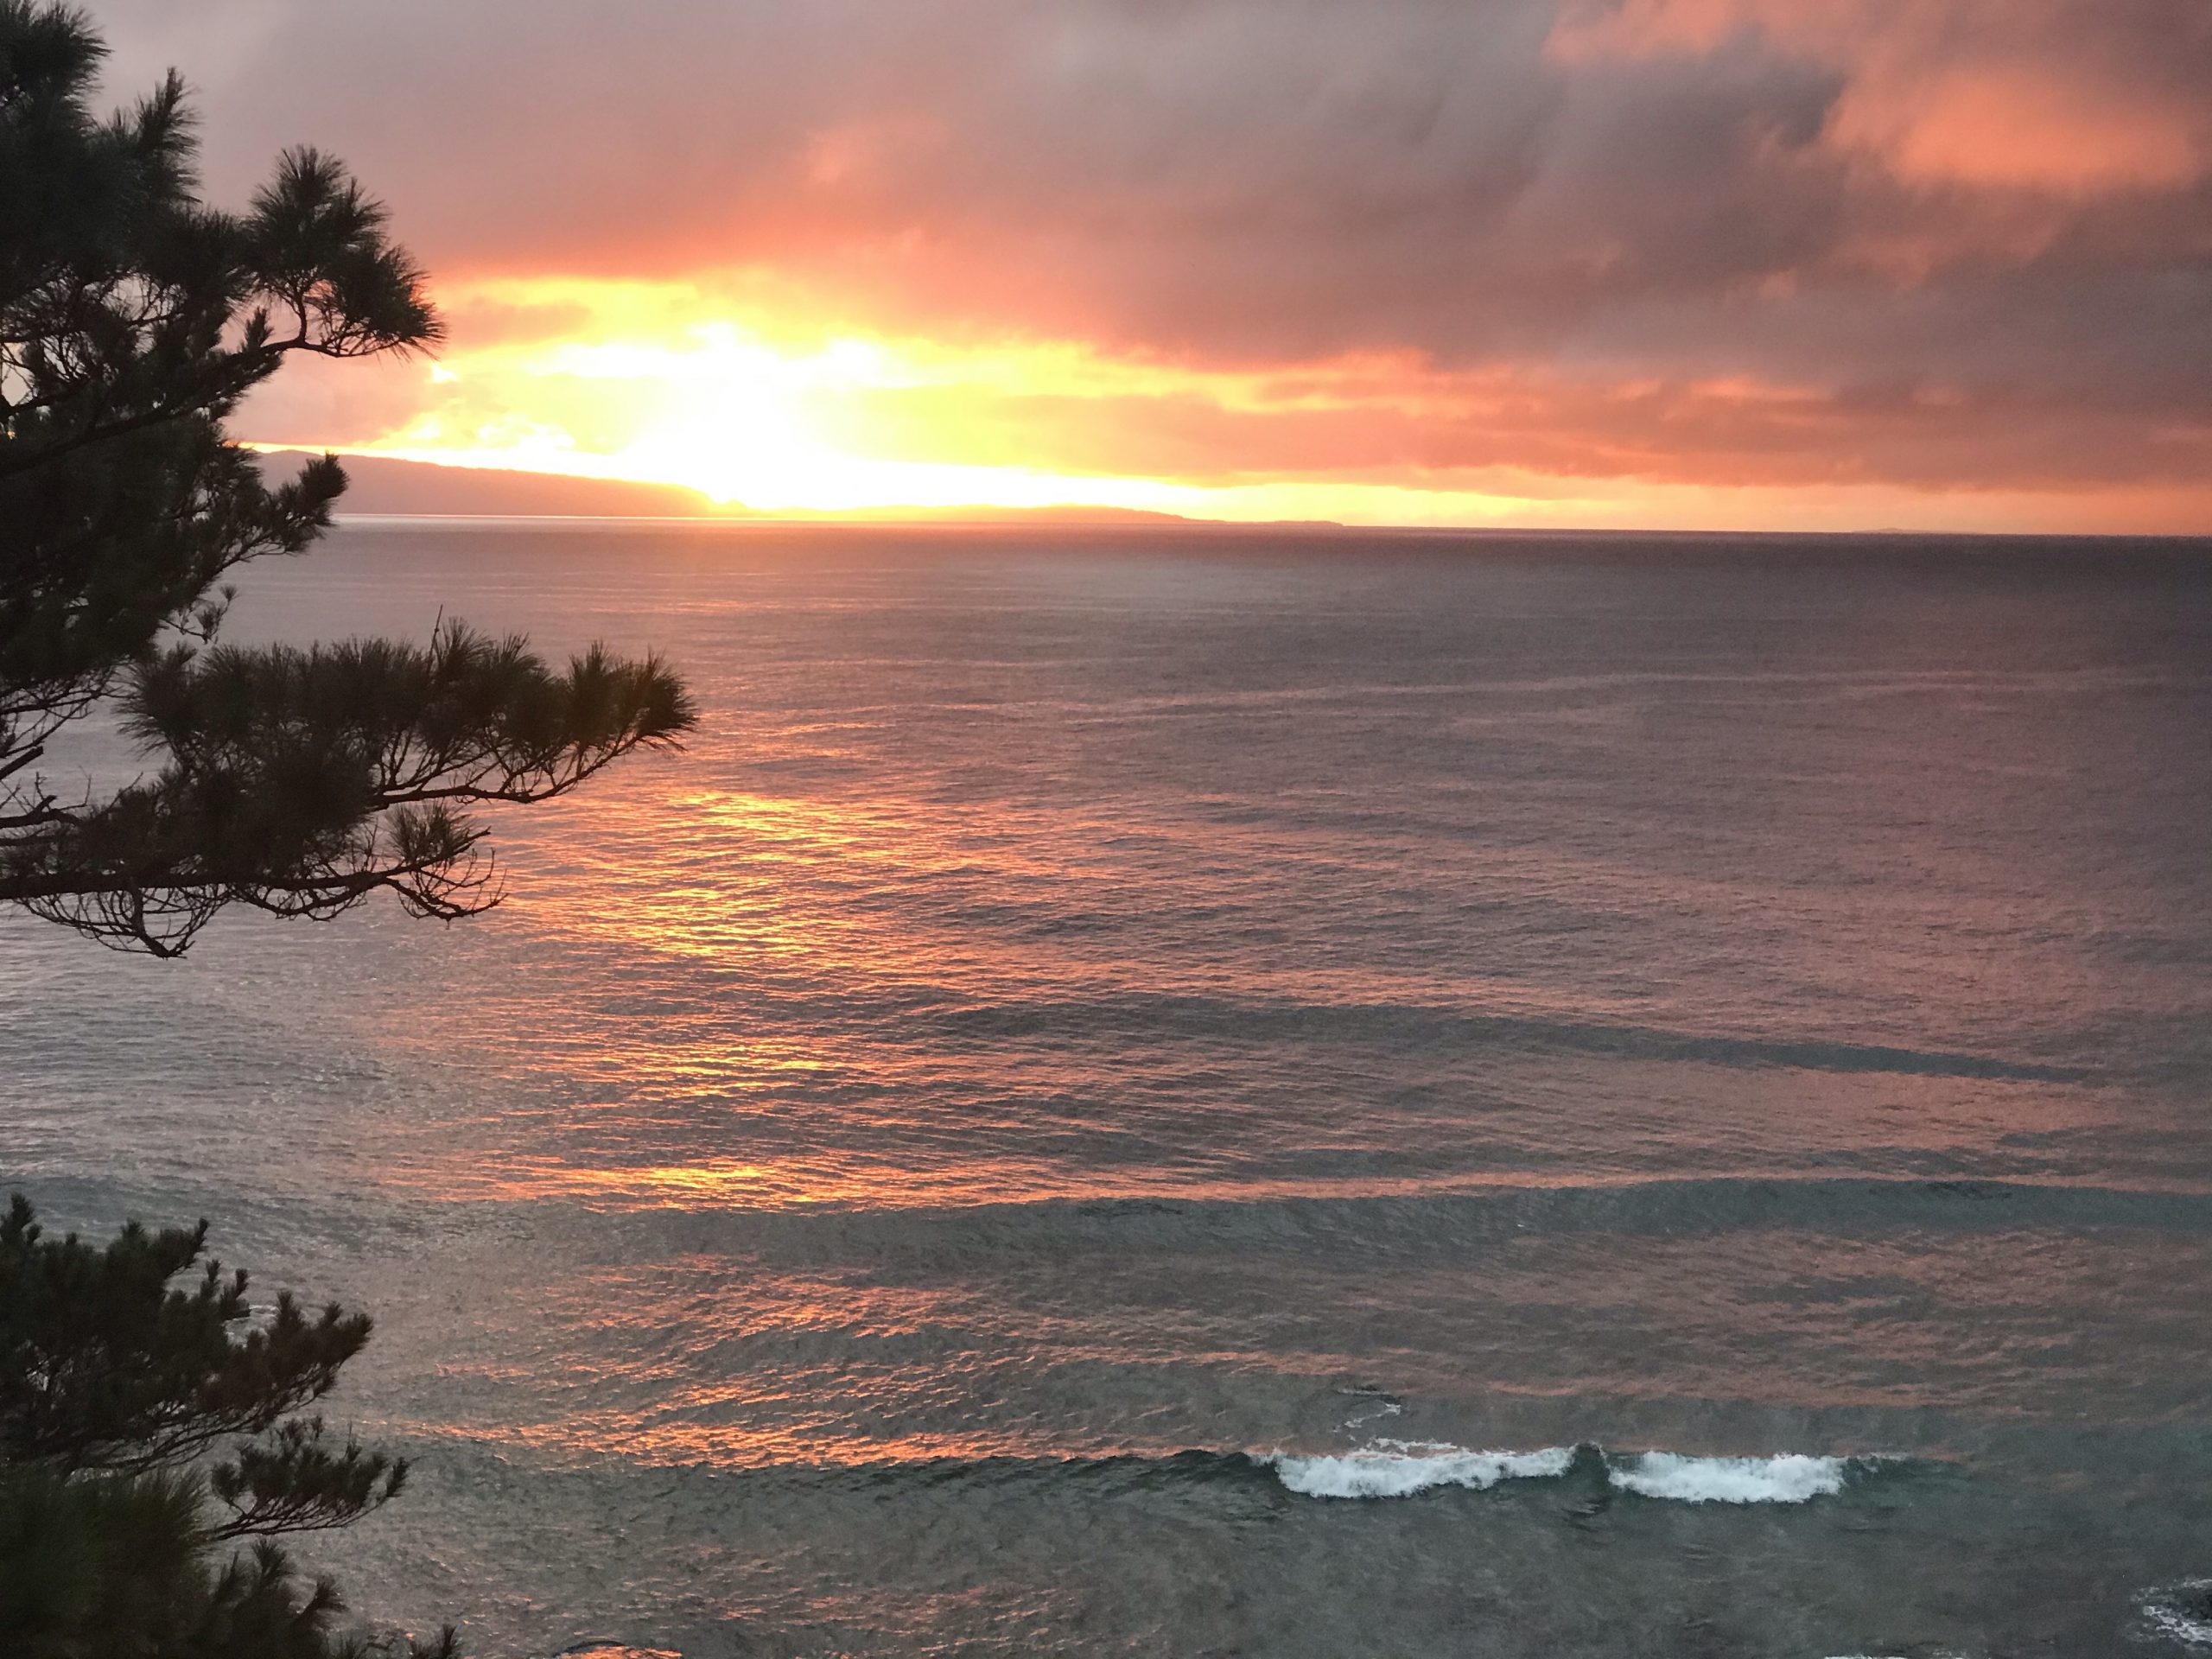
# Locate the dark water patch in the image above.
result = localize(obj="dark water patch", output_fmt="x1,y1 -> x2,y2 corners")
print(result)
588,1176 -> 2212,1270
925,995 -> 2087,1083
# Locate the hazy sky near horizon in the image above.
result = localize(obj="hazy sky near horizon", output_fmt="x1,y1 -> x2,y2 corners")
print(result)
92,0 -> 2212,529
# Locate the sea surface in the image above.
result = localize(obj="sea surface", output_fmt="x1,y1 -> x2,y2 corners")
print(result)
4,524 -> 2211,1658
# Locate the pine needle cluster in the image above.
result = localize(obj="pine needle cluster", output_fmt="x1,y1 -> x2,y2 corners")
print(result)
1,0 -> 697,954
0,1196 -> 456,1658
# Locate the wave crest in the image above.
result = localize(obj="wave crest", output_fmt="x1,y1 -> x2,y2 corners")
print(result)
1605,1452 -> 1851,1504
1269,1440 -> 1576,1499
1267,1440 -> 1886,1504
2139,1579 -> 2212,1648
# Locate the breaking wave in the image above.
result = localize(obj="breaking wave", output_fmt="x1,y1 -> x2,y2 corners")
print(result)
1270,1440 -> 1577,1498
1263,1440 -> 1890,1504
2139,1580 -> 2212,1648
1606,1451 -> 1853,1504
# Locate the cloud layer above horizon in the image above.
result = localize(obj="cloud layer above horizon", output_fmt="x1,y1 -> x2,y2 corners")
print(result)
93,0 -> 2212,528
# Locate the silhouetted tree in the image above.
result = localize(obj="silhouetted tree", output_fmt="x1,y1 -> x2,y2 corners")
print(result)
0,1197 -> 456,1658
0,0 -> 696,956
3,3 -> 696,1649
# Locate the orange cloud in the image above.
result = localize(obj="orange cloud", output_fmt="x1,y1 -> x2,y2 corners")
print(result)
1843,64 -> 2202,194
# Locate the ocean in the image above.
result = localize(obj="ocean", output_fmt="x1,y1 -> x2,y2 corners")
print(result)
3,524 -> 2209,1657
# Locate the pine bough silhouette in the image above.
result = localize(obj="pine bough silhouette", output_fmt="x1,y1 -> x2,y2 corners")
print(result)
0,0 -> 696,957
3,2 -> 702,1650
0,1196 -> 456,1656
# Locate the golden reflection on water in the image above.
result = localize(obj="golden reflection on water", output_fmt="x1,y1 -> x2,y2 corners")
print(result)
384,741 -> 2152,1214
491,1156 -> 951,1210
401,1416 -> 1111,1472
456,1151 -> 1543,1211
340,593 -> 2205,1225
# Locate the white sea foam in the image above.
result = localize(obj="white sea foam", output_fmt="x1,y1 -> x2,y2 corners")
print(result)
1270,1441 -> 1883,1503
1269,1440 -> 1576,1499
1607,1452 -> 1851,1504
2140,1580 -> 2212,1648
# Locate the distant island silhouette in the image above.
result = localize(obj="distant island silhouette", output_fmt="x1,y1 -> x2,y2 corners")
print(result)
249,450 -> 1282,527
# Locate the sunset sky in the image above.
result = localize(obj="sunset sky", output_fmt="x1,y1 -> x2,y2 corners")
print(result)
96,0 -> 2212,531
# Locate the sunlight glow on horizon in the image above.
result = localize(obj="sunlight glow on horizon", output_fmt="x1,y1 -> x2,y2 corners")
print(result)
243,274 -> 2211,534
319,292 -> 1281,514
255,277 -> 1548,521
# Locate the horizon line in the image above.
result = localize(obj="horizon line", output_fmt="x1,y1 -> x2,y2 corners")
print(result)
327,511 -> 2212,543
